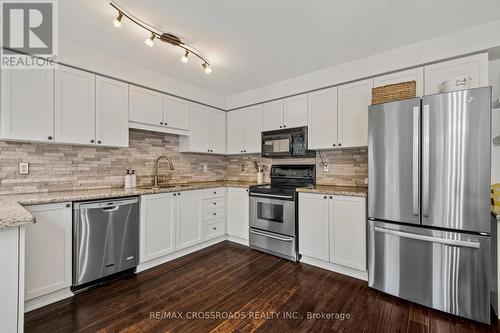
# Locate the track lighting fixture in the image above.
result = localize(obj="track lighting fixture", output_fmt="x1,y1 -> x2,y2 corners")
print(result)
144,33 -> 155,47
110,1 -> 212,74
181,50 -> 189,63
113,12 -> 123,28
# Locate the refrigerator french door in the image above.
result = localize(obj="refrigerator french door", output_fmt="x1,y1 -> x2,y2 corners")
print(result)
368,87 -> 492,324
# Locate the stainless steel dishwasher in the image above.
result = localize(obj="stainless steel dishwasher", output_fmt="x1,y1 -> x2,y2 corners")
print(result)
72,197 -> 139,291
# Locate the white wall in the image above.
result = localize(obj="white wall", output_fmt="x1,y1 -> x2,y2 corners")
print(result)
227,19 -> 500,109
491,59 -> 500,184
59,41 -> 226,109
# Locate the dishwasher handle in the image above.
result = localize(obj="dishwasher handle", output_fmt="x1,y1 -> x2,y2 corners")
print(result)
74,197 -> 138,210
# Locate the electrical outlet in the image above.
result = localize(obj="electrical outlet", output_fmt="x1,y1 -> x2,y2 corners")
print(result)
19,162 -> 29,175
240,164 -> 245,172
203,163 -> 208,173
323,164 -> 329,172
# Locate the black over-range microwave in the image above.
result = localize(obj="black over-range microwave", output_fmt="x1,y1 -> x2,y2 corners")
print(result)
261,126 -> 316,158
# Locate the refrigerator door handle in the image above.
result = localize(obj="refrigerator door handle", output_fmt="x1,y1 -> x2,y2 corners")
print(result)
412,106 -> 420,216
422,104 -> 430,217
374,226 -> 480,249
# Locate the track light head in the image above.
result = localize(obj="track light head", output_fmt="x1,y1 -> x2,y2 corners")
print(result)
113,12 -> 123,28
181,50 -> 189,63
202,62 -> 212,74
145,33 -> 155,47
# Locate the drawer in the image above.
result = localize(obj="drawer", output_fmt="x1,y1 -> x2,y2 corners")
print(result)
205,220 -> 225,240
203,197 -> 225,210
204,208 -> 225,221
203,188 -> 225,199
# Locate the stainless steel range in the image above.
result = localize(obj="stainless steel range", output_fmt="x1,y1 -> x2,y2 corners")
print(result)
249,164 -> 315,261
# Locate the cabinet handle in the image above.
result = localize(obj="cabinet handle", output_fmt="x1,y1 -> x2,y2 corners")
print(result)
332,143 -> 336,147
48,136 -> 53,140
173,193 -> 176,196
329,196 -> 333,199
214,191 -> 217,195
98,140 -> 102,144
324,196 -> 327,199
160,122 -> 163,125
65,204 -> 70,208
213,213 -> 217,216
90,139 -> 95,143
213,202 -> 216,205
280,126 -> 283,128
246,189 -> 249,192
178,192 -> 181,195
241,150 -> 243,153
165,122 -> 168,126
213,226 -> 217,230
283,125 -> 287,128
244,150 -> 246,152
338,143 -> 342,147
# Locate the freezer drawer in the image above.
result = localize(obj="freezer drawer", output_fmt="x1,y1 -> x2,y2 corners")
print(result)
368,220 -> 490,324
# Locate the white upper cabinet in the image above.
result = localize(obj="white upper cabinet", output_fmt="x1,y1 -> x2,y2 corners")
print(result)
163,96 -> 190,131
308,87 -> 338,150
226,105 -> 263,154
25,203 -> 72,302
55,66 -> 96,145
95,76 -> 129,147
338,78 -> 373,148
176,190 -> 203,250
1,68 -> 54,142
129,85 -> 163,127
283,94 -> 308,128
140,193 -> 175,263
374,67 -> 424,97
227,109 -> 245,154
209,108 -> 227,154
330,196 -> 366,271
299,193 -> 330,261
424,53 -> 488,95
262,99 -> 284,131
244,105 -> 263,153
179,104 -> 226,154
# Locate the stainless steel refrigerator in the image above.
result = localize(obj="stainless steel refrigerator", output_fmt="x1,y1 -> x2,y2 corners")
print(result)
367,87 -> 492,324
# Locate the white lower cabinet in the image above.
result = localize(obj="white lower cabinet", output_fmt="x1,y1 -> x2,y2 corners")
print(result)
299,193 -> 367,274
226,187 -> 249,241
176,190 -> 204,250
140,193 -> 175,263
24,202 -> 72,310
0,226 -> 24,333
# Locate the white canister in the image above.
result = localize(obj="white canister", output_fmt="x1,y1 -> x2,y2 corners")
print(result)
440,76 -> 471,93
257,172 -> 264,184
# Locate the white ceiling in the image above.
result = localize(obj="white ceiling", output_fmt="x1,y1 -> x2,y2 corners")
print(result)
61,0 -> 500,97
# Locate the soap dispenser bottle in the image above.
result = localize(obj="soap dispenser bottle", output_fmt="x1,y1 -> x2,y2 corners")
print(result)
131,170 -> 137,188
124,170 -> 132,189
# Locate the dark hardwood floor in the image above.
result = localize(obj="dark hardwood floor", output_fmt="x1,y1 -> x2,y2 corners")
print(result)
25,241 -> 499,333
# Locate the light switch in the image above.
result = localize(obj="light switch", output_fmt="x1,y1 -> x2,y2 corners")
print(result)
203,163 -> 208,172
19,162 -> 29,175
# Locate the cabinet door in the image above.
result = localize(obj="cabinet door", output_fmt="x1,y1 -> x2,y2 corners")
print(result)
244,105 -> 263,154
308,87 -> 338,149
226,188 -> 249,240
163,95 -> 190,131
140,194 -> 175,263
0,227 -> 21,333
262,99 -> 284,131
298,193 -> 330,261
129,85 -> 163,126
338,79 -> 373,148
374,67 -> 424,97
95,76 -> 129,147
176,191 -> 203,250
25,203 -> 72,300
330,196 -> 366,271
283,94 -> 308,128
186,103 -> 209,153
227,109 -> 245,154
424,53 -> 488,95
55,66 -> 96,145
1,68 -> 54,142
209,108 -> 227,154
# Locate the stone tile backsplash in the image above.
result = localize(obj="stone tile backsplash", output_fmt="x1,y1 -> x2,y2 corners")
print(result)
0,129 -> 367,195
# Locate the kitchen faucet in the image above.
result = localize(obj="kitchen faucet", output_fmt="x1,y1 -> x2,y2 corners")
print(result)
154,155 -> 175,188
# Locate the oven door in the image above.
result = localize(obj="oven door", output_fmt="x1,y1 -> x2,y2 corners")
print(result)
249,194 -> 295,236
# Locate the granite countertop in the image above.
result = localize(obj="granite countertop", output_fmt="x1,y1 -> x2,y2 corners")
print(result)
0,180 -> 258,229
493,206 -> 500,218
296,185 -> 368,197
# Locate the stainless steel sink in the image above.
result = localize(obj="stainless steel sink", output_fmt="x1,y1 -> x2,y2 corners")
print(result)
144,184 -> 192,190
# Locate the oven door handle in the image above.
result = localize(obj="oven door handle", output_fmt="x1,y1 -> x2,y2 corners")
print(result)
249,193 -> 294,200
250,229 -> 294,242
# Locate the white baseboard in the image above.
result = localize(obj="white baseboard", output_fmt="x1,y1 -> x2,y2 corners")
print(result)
25,288 -> 73,313
226,235 -> 249,246
137,236 -> 227,273
300,255 -> 368,281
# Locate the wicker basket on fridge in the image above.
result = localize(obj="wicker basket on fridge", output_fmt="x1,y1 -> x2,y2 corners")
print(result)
371,80 -> 417,105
